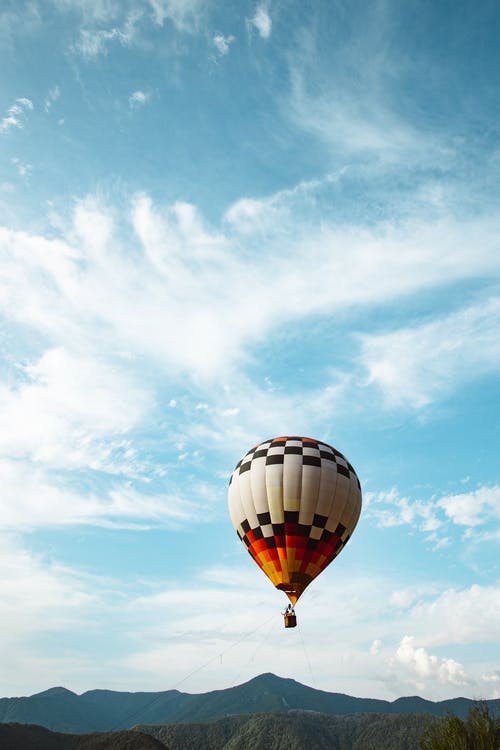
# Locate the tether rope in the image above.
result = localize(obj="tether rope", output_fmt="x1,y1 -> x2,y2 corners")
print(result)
229,613 -> 278,688
297,619 -> 317,689
109,611 -> 277,731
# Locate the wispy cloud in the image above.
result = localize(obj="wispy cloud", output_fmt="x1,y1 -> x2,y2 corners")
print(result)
0,347 -> 150,469
0,97 -> 33,134
148,0 -> 206,33
44,85 -> 61,112
213,33 -> 234,56
10,157 -> 33,177
74,10 -> 142,58
50,0 -> 120,23
365,488 -> 442,533
0,532 -> 496,698
2,191 -> 500,384
366,485 -> 500,539
0,458 -> 200,530
248,4 -> 272,39
359,298 -> 500,409
128,89 -> 151,108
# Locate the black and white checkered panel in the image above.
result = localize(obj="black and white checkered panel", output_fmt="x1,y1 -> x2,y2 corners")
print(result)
312,444 -> 358,535
249,445 -> 270,528
236,454 -> 260,534
228,436 -> 362,548
228,465 -> 248,541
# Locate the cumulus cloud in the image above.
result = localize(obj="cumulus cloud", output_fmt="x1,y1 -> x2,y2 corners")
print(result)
366,485 -> 499,542
0,97 -> 34,134
394,636 -> 469,687
249,5 -> 271,38
438,486 -> 500,528
409,584 -> 500,648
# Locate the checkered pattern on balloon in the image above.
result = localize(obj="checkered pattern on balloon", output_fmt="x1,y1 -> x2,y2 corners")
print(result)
228,436 -> 362,610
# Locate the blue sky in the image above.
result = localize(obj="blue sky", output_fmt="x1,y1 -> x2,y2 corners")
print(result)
0,0 -> 499,702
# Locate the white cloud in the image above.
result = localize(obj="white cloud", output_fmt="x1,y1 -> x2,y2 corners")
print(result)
389,585 -> 438,611
0,97 -> 33,134
44,85 -> 61,112
291,71 -> 438,163
365,488 -> 442,533
148,0 -> 205,32
366,485 -> 500,542
249,5 -> 271,39
0,541 -> 495,698
2,191 -> 500,390
224,172 -> 344,233
0,459 -> 199,530
438,486 -> 500,528
0,347 -> 150,469
50,0 -> 120,23
213,33 -> 234,56
482,670 -> 500,684
11,157 -> 33,178
393,636 -> 469,687
0,537 -> 94,628
409,585 -> 500,648
283,11 -> 457,170
360,298 -> 500,409
74,10 -> 141,58
128,89 -> 151,108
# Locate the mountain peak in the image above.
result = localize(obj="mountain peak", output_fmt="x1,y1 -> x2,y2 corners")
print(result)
33,686 -> 77,698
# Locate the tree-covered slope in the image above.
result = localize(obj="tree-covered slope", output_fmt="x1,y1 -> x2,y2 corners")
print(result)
138,710 -> 429,750
0,723 -> 167,750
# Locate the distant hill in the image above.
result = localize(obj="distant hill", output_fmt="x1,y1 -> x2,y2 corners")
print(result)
138,711 -> 429,750
1,673 -> 498,734
0,723 -> 167,750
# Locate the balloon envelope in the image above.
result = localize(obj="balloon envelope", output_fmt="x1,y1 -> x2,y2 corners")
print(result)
228,436 -> 362,604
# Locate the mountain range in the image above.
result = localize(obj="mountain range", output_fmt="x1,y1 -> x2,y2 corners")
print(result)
1,672 -> 498,735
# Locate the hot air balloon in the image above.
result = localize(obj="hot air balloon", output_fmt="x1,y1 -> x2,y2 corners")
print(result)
228,436 -> 362,627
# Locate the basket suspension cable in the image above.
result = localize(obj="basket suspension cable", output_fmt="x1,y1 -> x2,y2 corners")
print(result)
108,611 -> 277,731
297,619 -> 317,689
229,613 -> 278,688
171,611 -> 276,691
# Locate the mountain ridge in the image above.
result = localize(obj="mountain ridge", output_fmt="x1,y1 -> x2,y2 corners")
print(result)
1,672 -> 498,734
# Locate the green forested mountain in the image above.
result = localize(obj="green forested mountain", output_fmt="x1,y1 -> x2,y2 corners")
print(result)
138,711 -> 428,750
3,708 -> 499,750
0,712 -> 430,750
0,723 -> 167,750
1,673 -> 498,734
